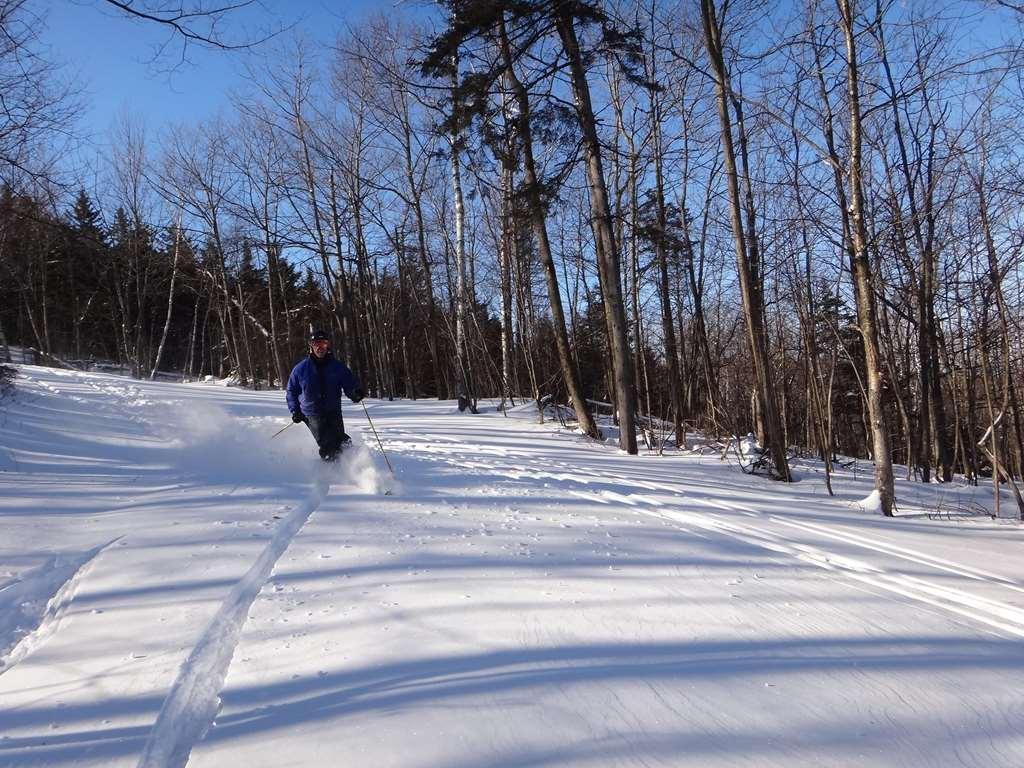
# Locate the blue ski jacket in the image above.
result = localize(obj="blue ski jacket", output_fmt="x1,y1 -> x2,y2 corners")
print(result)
286,354 -> 361,416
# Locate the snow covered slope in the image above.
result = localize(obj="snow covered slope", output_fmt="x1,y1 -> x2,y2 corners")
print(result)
1,365 -> 1023,767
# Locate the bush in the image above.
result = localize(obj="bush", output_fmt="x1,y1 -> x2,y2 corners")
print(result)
0,364 -> 16,398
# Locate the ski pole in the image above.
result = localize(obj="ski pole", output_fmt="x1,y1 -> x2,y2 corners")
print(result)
270,421 -> 295,441
361,400 -> 394,475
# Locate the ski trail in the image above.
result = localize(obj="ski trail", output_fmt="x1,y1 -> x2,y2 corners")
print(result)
646,506 -> 1024,639
0,539 -> 118,675
136,478 -> 329,768
768,515 -> 1024,591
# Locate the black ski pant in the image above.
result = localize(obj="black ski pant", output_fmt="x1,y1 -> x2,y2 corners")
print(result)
304,412 -> 349,460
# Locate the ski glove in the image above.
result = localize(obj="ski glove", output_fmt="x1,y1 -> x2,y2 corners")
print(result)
291,411 -> 305,423
350,388 -> 365,404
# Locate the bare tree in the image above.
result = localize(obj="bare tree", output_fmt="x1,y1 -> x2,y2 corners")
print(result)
699,0 -> 791,479
150,212 -> 182,378
497,12 -> 600,438
0,0 -> 80,189
837,0 -> 896,513
552,2 -> 638,454
100,0 -> 286,66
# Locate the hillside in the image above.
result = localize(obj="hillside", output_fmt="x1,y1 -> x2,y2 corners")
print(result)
2,365 -> 1023,768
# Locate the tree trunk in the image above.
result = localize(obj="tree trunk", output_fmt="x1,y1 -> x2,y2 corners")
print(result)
497,19 -> 598,433
150,215 -> 182,379
450,51 -> 475,411
700,0 -> 791,479
552,5 -> 636,454
399,103 -> 442,398
327,171 -> 363,371
838,0 -> 896,514
647,77 -> 685,448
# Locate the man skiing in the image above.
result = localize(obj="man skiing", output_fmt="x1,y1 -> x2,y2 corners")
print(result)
286,329 -> 365,461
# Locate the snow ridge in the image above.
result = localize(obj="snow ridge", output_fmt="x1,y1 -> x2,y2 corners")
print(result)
0,539 -> 117,675
136,478 -> 329,768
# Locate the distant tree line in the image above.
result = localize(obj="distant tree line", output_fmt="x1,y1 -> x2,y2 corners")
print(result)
1,0 -> 1023,516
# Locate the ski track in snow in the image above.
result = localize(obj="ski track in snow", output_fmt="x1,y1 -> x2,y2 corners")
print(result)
135,477 -> 330,768
639,504 -> 1024,639
390,436 -> 1024,641
767,515 -> 1024,589
541,471 -> 1024,639
0,539 -> 118,675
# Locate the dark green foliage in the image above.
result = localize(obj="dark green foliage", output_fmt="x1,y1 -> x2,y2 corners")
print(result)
572,297 -> 611,401
636,194 -> 688,256
0,184 -> 315,382
421,0 -> 651,152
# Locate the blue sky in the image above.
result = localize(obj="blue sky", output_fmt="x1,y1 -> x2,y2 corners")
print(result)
39,0 -> 432,146
35,0 -> 1020,160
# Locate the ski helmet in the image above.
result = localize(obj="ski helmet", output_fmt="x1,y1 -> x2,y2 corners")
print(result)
310,329 -> 330,344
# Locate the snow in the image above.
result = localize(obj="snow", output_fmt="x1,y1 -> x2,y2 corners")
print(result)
2,365 -> 1024,767
859,489 -> 883,515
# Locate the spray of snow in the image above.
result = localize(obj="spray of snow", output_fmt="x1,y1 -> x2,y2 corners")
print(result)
143,397 -> 398,493
335,441 -> 401,496
157,402 -> 316,486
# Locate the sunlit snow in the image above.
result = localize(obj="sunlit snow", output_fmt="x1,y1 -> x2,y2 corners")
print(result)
2,364 -> 1023,767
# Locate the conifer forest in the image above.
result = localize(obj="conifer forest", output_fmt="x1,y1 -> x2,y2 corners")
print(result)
1,0 -> 1023,516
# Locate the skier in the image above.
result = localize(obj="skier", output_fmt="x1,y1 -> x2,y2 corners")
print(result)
286,329 -> 365,461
